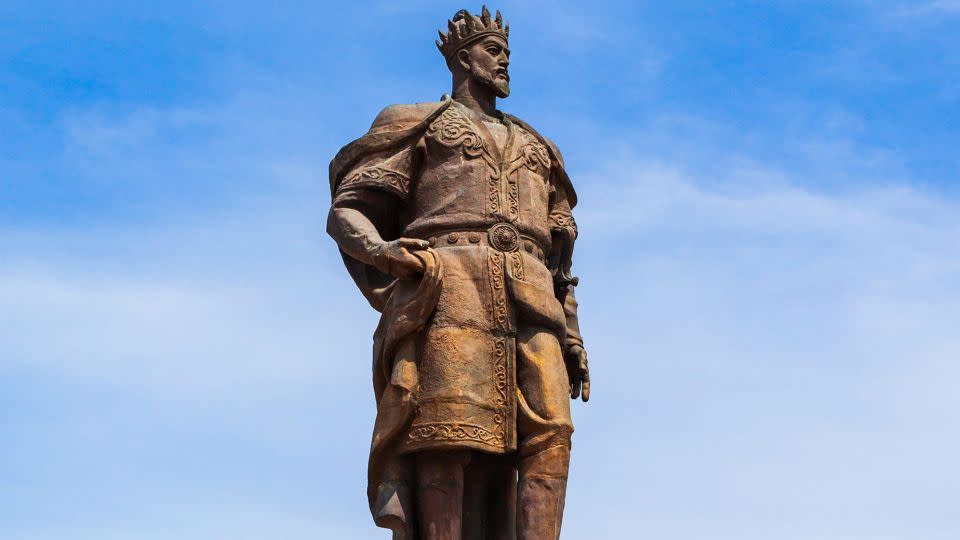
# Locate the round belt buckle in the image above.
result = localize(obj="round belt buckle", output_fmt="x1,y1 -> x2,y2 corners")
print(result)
488,223 -> 520,252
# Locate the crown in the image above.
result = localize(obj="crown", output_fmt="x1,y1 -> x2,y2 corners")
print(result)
436,6 -> 509,61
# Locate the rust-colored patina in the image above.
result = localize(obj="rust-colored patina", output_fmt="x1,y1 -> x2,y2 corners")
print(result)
327,7 -> 590,539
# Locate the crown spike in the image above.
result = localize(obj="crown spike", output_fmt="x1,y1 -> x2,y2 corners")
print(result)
437,8 -> 510,61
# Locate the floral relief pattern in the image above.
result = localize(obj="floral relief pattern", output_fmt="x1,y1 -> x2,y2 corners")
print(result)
506,173 -> 520,221
408,423 -> 502,445
488,168 -> 502,216
340,166 -> 410,197
517,129 -> 551,173
550,211 -> 578,238
492,339 -> 508,436
427,106 -> 484,158
487,250 -> 509,330
510,251 -> 525,280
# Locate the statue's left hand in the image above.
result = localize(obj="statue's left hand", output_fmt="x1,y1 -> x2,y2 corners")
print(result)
565,344 -> 590,402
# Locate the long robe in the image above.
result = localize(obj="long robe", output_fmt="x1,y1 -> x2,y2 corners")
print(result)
329,95 -> 582,539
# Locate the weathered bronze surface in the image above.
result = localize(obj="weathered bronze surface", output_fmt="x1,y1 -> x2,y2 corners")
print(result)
327,7 -> 590,539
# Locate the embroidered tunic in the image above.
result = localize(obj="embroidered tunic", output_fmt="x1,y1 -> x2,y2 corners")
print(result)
332,98 -> 582,455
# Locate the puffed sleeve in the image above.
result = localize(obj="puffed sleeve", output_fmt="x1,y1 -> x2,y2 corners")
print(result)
548,175 -> 583,351
335,143 -> 417,201
548,177 -> 578,287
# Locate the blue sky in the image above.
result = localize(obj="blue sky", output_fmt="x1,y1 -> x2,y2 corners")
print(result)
2,1 -> 959,538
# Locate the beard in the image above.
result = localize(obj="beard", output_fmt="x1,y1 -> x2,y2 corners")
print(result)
474,68 -> 511,98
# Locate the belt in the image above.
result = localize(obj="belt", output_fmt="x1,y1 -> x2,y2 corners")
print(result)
425,223 -> 546,261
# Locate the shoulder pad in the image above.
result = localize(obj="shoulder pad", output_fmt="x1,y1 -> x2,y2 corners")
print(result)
371,101 -> 447,132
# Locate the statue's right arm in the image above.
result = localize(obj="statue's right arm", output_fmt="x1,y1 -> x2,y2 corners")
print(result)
328,103 -> 440,279
327,189 -> 429,280
327,189 -> 390,269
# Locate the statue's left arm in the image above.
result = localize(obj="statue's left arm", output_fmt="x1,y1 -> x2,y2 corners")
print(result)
549,175 -> 590,402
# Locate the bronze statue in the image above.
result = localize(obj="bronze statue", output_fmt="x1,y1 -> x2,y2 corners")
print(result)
327,6 -> 590,539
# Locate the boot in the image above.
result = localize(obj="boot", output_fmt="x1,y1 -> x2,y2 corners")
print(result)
516,445 -> 570,540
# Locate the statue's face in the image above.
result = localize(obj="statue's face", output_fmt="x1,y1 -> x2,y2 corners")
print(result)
459,36 -> 511,98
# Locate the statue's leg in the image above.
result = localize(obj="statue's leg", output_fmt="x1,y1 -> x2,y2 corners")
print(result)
463,454 -> 490,540
416,450 -> 471,540
514,326 -> 574,540
461,452 -> 518,540
517,446 -> 569,540
484,458 -> 518,540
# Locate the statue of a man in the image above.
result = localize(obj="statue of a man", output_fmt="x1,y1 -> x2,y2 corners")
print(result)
327,6 -> 590,539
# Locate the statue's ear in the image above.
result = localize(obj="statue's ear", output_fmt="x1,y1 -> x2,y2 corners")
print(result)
456,49 -> 471,72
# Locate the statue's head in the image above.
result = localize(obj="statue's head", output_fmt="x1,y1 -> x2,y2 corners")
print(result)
436,6 -> 511,98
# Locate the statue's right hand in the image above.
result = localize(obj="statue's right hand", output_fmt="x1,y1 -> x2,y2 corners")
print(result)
373,238 -> 431,280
